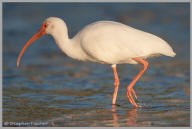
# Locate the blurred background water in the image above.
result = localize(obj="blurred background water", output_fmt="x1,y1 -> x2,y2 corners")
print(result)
3,3 -> 190,127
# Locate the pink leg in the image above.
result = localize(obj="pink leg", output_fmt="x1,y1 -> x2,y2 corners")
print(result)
126,58 -> 148,107
112,65 -> 120,105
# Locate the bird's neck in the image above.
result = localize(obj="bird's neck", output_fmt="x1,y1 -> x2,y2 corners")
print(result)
52,32 -> 85,61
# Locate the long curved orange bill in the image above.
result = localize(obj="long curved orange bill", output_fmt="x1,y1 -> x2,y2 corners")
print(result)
17,23 -> 47,68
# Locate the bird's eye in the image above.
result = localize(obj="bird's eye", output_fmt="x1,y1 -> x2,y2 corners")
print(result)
44,24 -> 47,28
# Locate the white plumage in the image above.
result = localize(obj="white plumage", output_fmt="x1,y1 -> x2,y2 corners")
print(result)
74,20 -> 175,64
17,17 -> 176,107
44,17 -> 175,65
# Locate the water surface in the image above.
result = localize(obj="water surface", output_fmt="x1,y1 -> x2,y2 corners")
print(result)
3,3 -> 190,127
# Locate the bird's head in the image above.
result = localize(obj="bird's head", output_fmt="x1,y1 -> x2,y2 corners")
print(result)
17,17 -> 67,68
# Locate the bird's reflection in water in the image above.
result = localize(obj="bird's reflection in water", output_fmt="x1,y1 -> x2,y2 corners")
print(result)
111,105 -> 137,127
111,105 -> 119,127
126,107 -> 137,126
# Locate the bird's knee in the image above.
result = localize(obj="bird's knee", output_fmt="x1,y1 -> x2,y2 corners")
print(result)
114,79 -> 119,87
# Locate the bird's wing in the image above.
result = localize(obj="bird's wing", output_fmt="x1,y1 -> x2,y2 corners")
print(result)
77,21 -> 175,64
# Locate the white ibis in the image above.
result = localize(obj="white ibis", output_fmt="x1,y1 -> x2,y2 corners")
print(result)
17,17 -> 176,107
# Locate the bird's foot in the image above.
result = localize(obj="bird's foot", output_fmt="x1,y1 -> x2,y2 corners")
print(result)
111,103 -> 121,106
126,87 -> 138,107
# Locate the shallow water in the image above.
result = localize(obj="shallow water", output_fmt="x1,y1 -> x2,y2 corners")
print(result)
3,3 -> 190,127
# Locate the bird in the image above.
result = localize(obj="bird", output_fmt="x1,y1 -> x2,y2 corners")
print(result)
17,17 -> 176,107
